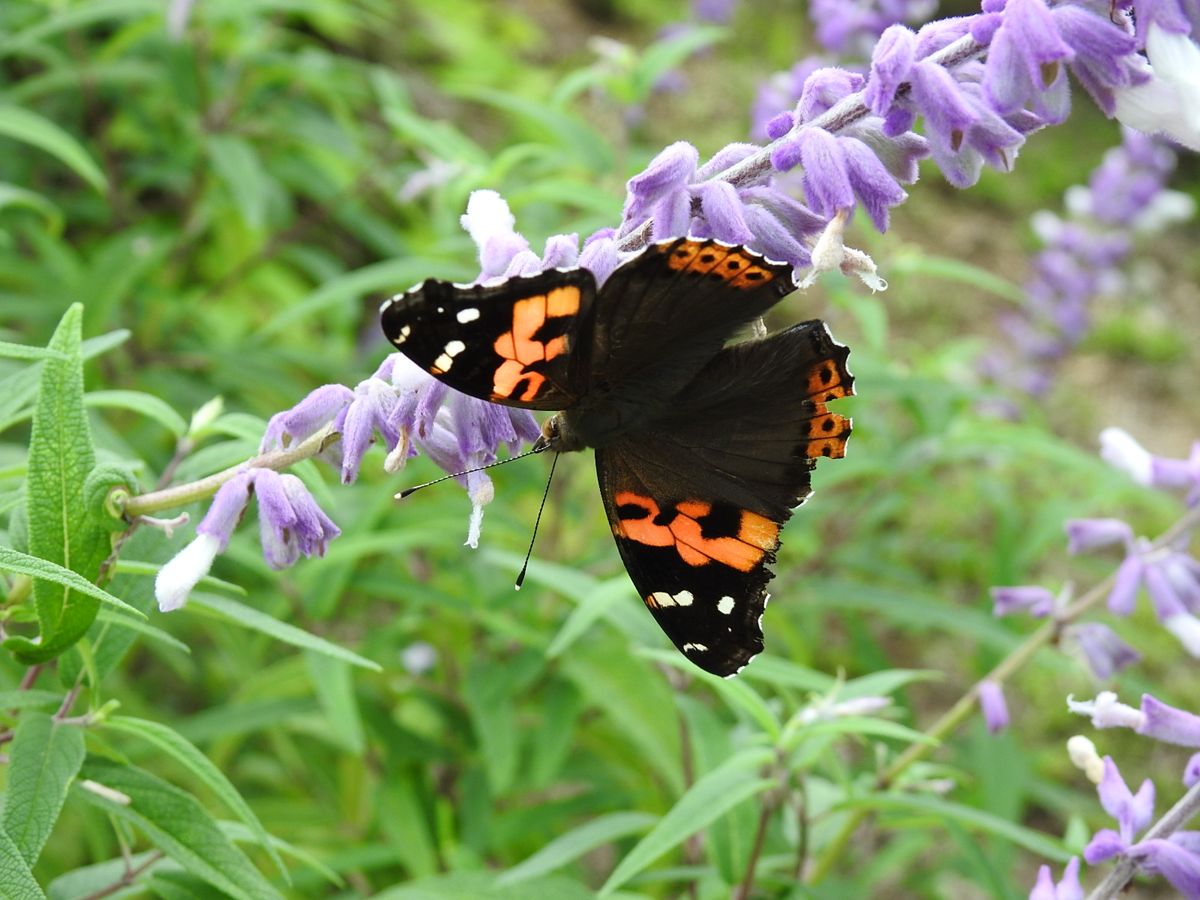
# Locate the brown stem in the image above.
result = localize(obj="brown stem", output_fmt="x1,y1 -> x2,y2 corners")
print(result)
735,797 -> 775,900
80,850 -> 164,900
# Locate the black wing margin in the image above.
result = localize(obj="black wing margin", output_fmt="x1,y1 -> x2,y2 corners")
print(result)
595,321 -> 854,676
380,268 -> 597,410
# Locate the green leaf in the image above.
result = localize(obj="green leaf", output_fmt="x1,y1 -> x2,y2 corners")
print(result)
0,106 -> 107,193
0,712 -> 86,867
92,608 -> 190,655
84,390 -> 189,437
0,341 -> 66,362
498,811 -> 657,886
0,826 -> 45,899
45,851 -> 161,899
841,793 -> 1072,862
305,653 -> 364,755
7,304 -> 116,662
0,183 -> 63,233
73,757 -> 283,900
219,822 -> 342,887
101,716 -> 287,879
0,689 -> 63,711
187,593 -> 380,671
599,748 -> 775,895
0,547 -> 145,619
375,872 -> 595,900
207,135 -> 270,231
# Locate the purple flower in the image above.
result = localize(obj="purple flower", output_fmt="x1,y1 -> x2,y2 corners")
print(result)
154,468 -> 340,610
991,584 -> 1056,617
1029,857 -> 1083,900
1065,518 -> 1134,554
979,679 -> 1010,733
1070,692 -> 1200,748
981,0 -> 1073,115
1067,622 -> 1141,679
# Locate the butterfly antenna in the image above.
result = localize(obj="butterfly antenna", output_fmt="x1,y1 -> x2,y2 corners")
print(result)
396,444 -> 547,500
515,451 -> 559,591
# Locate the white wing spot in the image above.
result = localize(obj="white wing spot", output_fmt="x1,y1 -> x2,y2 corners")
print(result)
394,324 -> 411,344
682,642 -> 708,653
456,308 -> 481,323
434,352 -> 453,371
717,596 -> 735,615
444,339 -> 466,357
650,590 -> 694,608
436,306 -> 445,314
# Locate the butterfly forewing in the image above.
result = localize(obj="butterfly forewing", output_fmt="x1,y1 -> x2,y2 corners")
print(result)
380,268 -> 596,410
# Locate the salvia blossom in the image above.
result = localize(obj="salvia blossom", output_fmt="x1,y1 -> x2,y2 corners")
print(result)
154,468 -> 340,611
1029,857 -> 1083,900
981,131 -> 1192,400
1102,426 -> 1200,505
979,679 -> 1010,732
1062,706 -> 1200,898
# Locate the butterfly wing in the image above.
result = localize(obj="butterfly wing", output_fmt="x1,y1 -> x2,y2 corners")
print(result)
588,238 -> 797,401
380,268 -> 597,409
595,321 -> 853,676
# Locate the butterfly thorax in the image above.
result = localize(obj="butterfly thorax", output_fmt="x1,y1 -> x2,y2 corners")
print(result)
540,392 -> 664,453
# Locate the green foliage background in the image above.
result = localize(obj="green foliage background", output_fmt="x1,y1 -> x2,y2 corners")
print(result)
1,0 -> 1198,897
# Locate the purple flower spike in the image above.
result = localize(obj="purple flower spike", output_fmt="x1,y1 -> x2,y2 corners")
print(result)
579,229 -> 622,287
765,112 -> 795,140
260,384 -> 354,453
1185,753 -> 1200,788
991,584 -> 1056,618
1128,840 -> 1200,898
1108,554 -> 1146,616
1065,518 -> 1135,554
697,181 -> 757,244
983,0 -> 1074,114
340,376 -> 400,484
1029,858 -> 1083,900
1068,623 -> 1141,680
461,190 -> 531,280
1098,756 -> 1156,842
621,142 -> 699,233
1139,695 -> 1200,747
979,679 -> 1010,733
840,136 -> 908,230
866,25 -> 917,115
798,129 -> 856,217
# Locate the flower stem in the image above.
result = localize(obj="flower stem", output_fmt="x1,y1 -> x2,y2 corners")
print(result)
115,424 -> 340,519
806,502 -> 1200,884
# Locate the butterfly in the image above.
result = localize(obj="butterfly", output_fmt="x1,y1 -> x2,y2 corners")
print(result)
380,237 -> 853,677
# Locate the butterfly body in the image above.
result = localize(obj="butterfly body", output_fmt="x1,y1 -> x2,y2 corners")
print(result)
381,237 -> 854,677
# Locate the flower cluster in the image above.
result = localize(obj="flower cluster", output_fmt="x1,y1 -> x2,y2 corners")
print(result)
981,129 -> 1193,399
1059,692 -> 1200,897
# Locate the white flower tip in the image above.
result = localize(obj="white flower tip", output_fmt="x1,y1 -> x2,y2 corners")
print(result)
1066,735 -> 1106,784
461,190 -> 515,248
384,434 -> 410,473
1163,613 -> 1200,657
1099,427 -> 1154,485
465,502 -> 484,549
154,533 -> 221,612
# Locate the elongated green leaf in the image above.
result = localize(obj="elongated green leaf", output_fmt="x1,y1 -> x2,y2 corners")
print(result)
0,183 -> 62,233
0,106 -> 106,193
8,304 -> 114,662
74,758 -> 283,900
0,826 -> 45,899
207,135 -> 270,231
305,653 -> 364,754
0,342 -> 66,362
599,748 -> 775,895
498,811 -> 657,886
0,547 -> 144,619
375,872 -> 594,900
188,593 -> 380,671
45,850 -> 160,899
84,390 -> 189,437
1,712 -> 86,867
93,608 -> 191,654
101,716 -> 286,878
219,822 -> 341,887
0,689 -> 63,711
841,793 -> 1072,861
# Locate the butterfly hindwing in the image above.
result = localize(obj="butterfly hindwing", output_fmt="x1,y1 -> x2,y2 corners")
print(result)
380,268 -> 596,410
595,321 -> 854,676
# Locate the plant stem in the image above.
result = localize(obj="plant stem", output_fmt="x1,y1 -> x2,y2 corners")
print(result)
116,424 -> 340,519
806,503 -> 1200,884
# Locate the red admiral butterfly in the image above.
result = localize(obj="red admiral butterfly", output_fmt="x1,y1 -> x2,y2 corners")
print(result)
380,237 -> 853,676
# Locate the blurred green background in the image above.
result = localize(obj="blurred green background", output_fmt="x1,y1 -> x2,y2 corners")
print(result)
1,0 -> 1198,896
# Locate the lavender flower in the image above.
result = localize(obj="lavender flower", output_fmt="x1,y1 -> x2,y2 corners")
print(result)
1114,25 -> 1200,150
981,130 -> 1191,400
1067,623 -> 1141,680
809,0 -> 937,59
991,584 -> 1057,617
1101,427 -> 1200,505
154,468 -> 340,611
979,679 -> 1011,733
1029,857 -> 1083,900
1070,691 -> 1200,749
